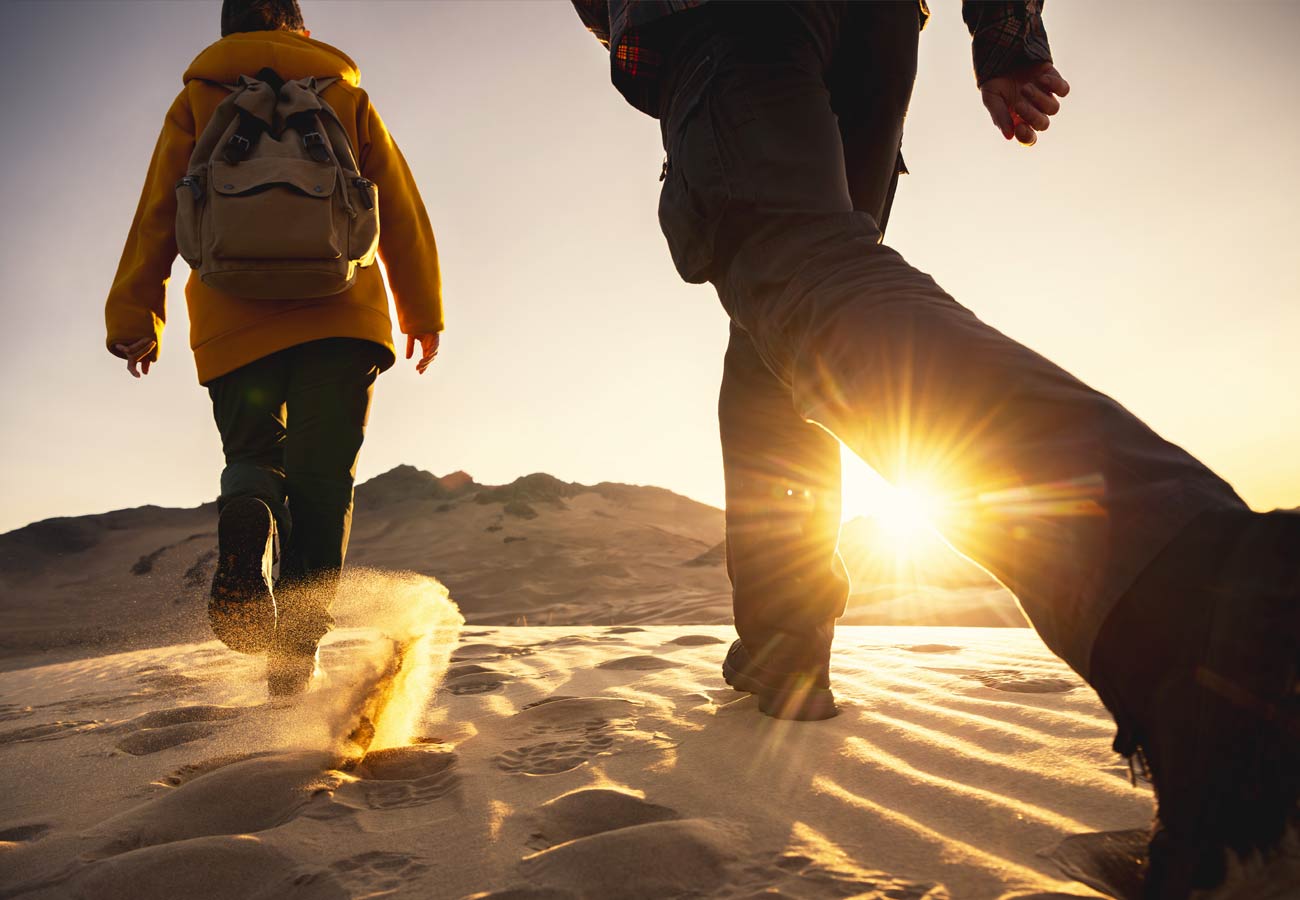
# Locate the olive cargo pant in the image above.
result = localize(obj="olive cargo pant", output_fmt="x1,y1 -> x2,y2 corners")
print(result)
207,337 -> 384,644
657,3 -> 1246,678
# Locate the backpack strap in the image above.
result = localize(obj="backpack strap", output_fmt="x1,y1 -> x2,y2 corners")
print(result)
277,77 -> 357,170
223,74 -> 279,164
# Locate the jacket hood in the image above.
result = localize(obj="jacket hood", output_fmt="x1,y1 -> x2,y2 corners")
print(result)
183,31 -> 360,87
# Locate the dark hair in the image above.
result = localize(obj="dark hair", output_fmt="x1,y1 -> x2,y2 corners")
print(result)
221,0 -> 305,36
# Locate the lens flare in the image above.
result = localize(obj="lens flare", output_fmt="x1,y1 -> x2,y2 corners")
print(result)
839,445 -> 940,554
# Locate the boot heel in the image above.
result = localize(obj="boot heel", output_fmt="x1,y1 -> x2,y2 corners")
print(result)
209,497 -> 277,654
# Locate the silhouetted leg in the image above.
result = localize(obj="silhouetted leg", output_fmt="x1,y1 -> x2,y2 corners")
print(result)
720,322 -> 849,673
660,25 -> 1246,679
277,338 -> 382,646
207,352 -> 291,541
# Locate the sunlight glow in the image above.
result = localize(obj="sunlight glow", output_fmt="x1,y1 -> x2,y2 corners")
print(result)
838,445 -> 940,553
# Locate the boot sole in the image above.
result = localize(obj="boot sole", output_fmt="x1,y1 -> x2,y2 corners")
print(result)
209,498 -> 277,654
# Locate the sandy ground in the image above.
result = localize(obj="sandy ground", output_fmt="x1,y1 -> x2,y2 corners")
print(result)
0,571 -> 1170,900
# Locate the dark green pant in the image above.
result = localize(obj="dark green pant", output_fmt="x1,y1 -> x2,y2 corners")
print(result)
207,338 -> 383,641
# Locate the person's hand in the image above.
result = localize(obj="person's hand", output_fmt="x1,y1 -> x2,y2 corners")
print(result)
405,332 -> 440,375
980,63 -> 1070,147
111,337 -> 157,378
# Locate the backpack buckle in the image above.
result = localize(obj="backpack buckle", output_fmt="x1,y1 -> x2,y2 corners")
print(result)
302,131 -> 330,163
176,175 -> 203,202
227,133 -> 251,154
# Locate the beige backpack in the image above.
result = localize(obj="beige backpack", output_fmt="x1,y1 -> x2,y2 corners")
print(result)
175,68 -> 379,299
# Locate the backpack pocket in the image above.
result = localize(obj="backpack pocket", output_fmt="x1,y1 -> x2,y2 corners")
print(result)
208,160 -> 342,260
174,175 -> 204,267
347,177 -> 380,266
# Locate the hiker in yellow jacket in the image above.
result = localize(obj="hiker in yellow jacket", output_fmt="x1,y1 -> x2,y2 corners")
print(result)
104,0 -> 442,695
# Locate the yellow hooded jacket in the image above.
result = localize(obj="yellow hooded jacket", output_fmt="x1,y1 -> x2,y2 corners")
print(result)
105,31 -> 442,384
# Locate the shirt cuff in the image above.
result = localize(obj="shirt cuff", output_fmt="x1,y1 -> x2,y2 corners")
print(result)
969,5 -> 1053,86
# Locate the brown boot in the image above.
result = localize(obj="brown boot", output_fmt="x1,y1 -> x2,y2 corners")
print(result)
267,640 -> 322,697
1089,508 -> 1300,898
266,584 -> 333,698
208,497 -> 277,654
722,637 -> 837,721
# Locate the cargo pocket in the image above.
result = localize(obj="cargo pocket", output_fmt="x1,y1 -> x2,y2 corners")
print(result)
657,53 -> 729,285
174,175 -> 203,267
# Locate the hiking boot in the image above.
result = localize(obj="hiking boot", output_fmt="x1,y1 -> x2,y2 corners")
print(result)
267,641 -> 322,697
1089,508 -> 1300,898
723,638 -> 838,720
209,496 -> 277,654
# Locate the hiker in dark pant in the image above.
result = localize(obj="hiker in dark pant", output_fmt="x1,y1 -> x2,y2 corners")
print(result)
572,2 -> 1300,897
206,337 -> 387,675
106,0 -> 443,695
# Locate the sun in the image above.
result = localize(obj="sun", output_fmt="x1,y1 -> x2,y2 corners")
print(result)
838,445 -> 940,549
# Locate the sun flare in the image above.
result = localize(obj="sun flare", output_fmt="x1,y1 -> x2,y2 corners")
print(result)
839,446 -> 940,552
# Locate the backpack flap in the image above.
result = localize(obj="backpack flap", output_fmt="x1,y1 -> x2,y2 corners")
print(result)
209,159 -> 341,260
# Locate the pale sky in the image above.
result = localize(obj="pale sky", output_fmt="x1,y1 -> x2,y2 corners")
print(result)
1,0 -> 1297,534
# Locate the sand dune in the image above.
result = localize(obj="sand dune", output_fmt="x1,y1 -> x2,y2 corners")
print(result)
1,600 -> 1199,900
0,467 -> 1017,662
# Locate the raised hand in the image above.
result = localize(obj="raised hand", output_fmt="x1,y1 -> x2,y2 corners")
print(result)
981,63 -> 1070,147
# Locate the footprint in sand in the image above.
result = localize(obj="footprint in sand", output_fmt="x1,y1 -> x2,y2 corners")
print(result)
109,705 -> 245,756
350,773 -> 460,811
330,851 -> 429,895
604,626 -> 645,635
135,669 -> 202,694
0,822 -> 51,844
115,722 -> 219,756
494,698 -> 673,776
527,788 -> 678,850
0,719 -> 101,744
356,745 -> 457,780
966,669 -> 1078,694
667,634 -> 727,646
444,670 -> 513,696
596,655 -> 682,672
451,643 -> 535,663
341,745 -> 462,810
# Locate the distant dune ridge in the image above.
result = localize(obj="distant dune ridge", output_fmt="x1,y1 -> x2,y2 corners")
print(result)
0,465 -> 1017,660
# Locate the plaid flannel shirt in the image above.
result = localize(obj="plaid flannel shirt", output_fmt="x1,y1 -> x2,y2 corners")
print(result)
572,0 -> 1052,114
